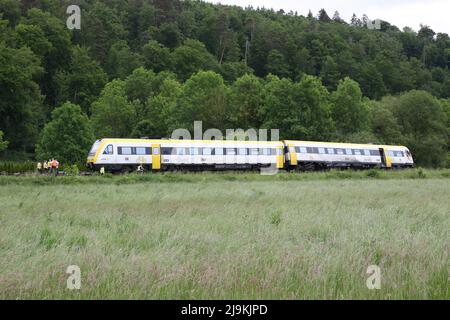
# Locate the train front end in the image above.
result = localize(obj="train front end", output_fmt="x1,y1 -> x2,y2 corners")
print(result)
86,139 -> 102,169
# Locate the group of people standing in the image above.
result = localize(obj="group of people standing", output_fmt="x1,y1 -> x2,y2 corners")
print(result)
36,159 -> 59,175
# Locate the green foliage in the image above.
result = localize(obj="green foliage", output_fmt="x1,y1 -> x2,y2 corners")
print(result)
171,39 -> 219,81
0,161 -> 34,173
64,164 -> 80,176
131,120 -> 160,139
55,46 -> 108,115
91,80 -> 135,138
262,74 -> 333,140
228,74 -> 264,128
331,77 -> 370,135
219,61 -> 253,83
391,90 -> 448,167
142,40 -> 173,72
0,0 -> 20,26
270,210 -> 282,226
36,102 -> 95,164
173,71 -> 228,131
79,1 -> 128,63
14,23 -> 52,58
39,227 -> 61,250
24,8 -> 72,106
106,40 -> 144,79
0,41 -> 44,151
266,49 -> 290,78
369,98 -> 404,144
0,131 -> 8,152
150,22 -> 183,49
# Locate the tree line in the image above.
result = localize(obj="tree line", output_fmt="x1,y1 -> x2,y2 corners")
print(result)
0,0 -> 449,167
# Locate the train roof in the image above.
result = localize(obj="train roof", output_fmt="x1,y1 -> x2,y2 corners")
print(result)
97,138 -> 283,145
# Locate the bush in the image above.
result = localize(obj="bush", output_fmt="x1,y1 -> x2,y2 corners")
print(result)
0,161 -> 35,173
64,164 -> 80,176
366,169 -> 381,178
270,210 -> 282,226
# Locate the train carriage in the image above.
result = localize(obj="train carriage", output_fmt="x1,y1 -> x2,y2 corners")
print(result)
87,138 -> 284,172
284,140 -> 414,170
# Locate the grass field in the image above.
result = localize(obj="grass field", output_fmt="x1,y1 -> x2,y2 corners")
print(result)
0,171 -> 449,299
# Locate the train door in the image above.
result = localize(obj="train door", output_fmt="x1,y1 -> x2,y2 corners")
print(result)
288,144 -> 297,167
379,148 -> 391,168
276,146 -> 284,169
152,144 -> 161,170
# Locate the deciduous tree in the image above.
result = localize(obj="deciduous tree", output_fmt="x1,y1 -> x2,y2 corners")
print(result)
36,102 -> 94,164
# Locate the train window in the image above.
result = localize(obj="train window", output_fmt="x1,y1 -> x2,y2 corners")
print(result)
336,149 -> 344,155
327,148 -> 335,154
190,147 -> 200,155
103,144 -> 114,155
299,147 -> 307,153
271,149 -> 277,155
153,147 -> 160,155
318,147 -> 325,154
345,149 -> 352,155
250,148 -> 259,155
364,149 -> 370,156
176,148 -> 185,156
277,148 -> 283,155
226,148 -> 236,155
398,151 -> 404,157
388,150 -> 395,157
161,147 -> 172,155
238,148 -> 247,155
353,149 -> 362,155
203,148 -> 212,155
120,147 -> 132,155
89,140 -> 101,156
136,147 -> 148,155
370,150 -> 380,156
215,148 -> 223,155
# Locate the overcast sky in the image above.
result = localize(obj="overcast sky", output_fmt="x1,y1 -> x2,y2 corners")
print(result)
205,0 -> 449,34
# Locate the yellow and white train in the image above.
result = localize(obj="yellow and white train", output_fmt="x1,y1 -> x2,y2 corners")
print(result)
86,138 -> 413,172
284,140 -> 413,170
87,138 -> 284,172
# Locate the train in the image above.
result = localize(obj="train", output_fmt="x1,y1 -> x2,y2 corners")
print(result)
86,138 -> 414,172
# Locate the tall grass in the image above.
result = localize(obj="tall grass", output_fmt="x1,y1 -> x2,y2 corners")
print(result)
0,178 -> 448,299
0,168 -> 449,186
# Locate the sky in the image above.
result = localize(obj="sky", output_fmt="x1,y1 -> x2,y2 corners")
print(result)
204,0 -> 450,34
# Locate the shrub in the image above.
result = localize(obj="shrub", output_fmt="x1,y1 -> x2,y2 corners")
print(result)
270,210 -> 282,226
0,161 -> 35,173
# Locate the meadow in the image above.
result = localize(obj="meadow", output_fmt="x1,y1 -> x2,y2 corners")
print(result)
0,170 -> 448,299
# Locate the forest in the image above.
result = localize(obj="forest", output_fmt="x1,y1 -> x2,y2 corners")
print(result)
0,0 -> 449,167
